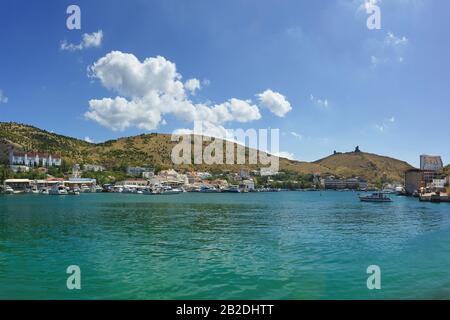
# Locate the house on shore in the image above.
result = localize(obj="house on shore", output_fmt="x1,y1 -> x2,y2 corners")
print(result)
9,150 -> 62,168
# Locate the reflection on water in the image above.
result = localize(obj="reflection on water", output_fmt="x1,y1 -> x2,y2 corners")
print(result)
0,192 -> 449,299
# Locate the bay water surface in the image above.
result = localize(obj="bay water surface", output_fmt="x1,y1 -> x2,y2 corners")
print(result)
1,192 -> 449,299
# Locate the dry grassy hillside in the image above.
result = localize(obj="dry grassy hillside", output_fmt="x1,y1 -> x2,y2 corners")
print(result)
314,151 -> 413,182
0,122 -> 413,182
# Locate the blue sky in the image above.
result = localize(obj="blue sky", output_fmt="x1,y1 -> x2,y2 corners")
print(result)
0,0 -> 448,167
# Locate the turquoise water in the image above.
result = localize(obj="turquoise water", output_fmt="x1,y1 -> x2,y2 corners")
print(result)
1,192 -> 449,300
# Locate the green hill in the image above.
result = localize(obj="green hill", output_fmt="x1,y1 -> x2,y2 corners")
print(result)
0,122 -> 413,183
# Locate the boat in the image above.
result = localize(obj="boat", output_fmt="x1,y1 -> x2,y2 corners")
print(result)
221,186 -> 240,193
419,192 -> 450,203
49,184 -> 69,195
68,188 -> 80,195
199,185 -> 220,193
40,188 -> 50,195
3,186 -> 15,195
80,184 -> 91,193
359,192 -> 392,202
160,186 -> 182,195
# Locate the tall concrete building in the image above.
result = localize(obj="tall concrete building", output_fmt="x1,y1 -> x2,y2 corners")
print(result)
420,155 -> 443,172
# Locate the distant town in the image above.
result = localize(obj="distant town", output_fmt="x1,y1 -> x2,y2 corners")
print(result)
1,147 -> 448,202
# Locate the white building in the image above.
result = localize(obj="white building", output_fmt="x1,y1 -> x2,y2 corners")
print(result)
430,179 -> 446,189
9,151 -> 62,167
241,179 -> 255,191
157,169 -> 188,187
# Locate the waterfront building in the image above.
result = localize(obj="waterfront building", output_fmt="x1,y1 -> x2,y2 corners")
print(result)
34,178 -> 64,189
67,178 -> 97,187
430,179 -> 446,190
345,178 -> 360,189
240,179 -> 255,191
3,179 -> 31,191
404,169 -> 440,195
322,177 -> 347,190
358,180 -> 369,190
116,179 -> 148,187
420,155 -> 443,172
405,169 -> 424,195
321,176 -> 368,190
9,150 -> 62,167
157,169 -> 188,187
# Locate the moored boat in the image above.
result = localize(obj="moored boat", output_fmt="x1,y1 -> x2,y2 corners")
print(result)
3,186 -> 15,195
160,186 -> 182,195
223,185 -> 241,193
199,185 -> 220,193
49,184 -> 68,195
359,192 -> 392,202
68,188 -> 80,195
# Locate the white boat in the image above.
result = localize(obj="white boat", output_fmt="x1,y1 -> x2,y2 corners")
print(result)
160,186 -> 182,195
111,185 -> 124,193
199,185 -> 220,193
50,184 -> 68,195
68,188 -> 80,195
223,185 -> 241,193
80,184 -> 91,193
40,188 -> 50,195
359,192 -> 392,202
3,186 -> 15,195
381,188 -> 396,194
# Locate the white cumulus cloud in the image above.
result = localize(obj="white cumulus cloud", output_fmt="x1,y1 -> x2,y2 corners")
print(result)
257,89 -> 292,117
85,51 -> 280,132
184,78 -> 201,95
61,30 -> 103,51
